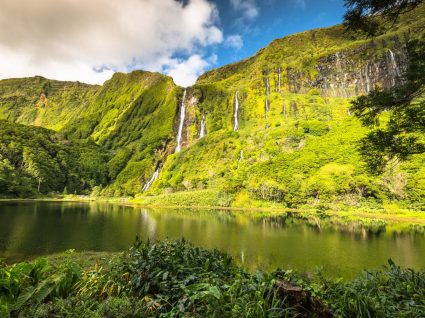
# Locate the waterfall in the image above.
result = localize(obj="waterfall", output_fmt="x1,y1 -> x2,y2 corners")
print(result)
175,89 -> 187,153
365,62 -> 371,93
277,67 -> 281,92
233,91 -> 239,131
265,99 -> 270,123
265,77 -> 270,124
199,114 -> 206,138
388,49 -> 399,86
389,50 -> 399,74
142,167 -> 160,192
359,69 -> 365,93
237,150 -> 243,168
265,76 -> 270,96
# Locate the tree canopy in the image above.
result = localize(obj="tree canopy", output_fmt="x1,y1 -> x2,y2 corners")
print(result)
345,0 -> 425,172
344,0 -> 423,36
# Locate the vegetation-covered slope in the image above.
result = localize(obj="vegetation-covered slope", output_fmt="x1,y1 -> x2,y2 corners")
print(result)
0,4 -> 424,209
145,4 -> 425,210
0,120 -> 108,196
0,71 -> 181,196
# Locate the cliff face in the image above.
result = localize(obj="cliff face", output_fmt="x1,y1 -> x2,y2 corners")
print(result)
287,42 -> 408,98
147,5 -> 425,208
0,4 -> 424,207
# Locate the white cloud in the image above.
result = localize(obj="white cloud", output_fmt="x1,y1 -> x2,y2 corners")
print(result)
230,0 -> 259,20
0,0 -> 223,86
225,35 -> 244,50
163,54 -> 210,88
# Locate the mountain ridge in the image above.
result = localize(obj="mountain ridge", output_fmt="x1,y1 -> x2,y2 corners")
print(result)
1,3 -> 424,210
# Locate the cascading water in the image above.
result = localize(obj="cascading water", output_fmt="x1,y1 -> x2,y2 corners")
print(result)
359,69 -> 365,93
237,150 -> 243,168
233,91 -> 239,131
199,114 -> 206,138
175,89 -> 187,152
388,49 -> 399,87
365,62 -> 371,93
265,76 -> 270,96
142,167 -> 160,192
265,99 -> 270,121
277,67 -> 281,92
265,77 -> 270,125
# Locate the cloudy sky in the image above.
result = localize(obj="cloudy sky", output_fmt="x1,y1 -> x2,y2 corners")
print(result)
0,0 -> 345,87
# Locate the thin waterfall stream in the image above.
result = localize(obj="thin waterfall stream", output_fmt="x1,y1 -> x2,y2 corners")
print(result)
142,166 -> 160,192
233,91 -> 239,131
265,77 -> 270,125
199,114 -> 206,138
175,89 -> 187,153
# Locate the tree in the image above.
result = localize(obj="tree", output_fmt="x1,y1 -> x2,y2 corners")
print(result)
344,0 -> 423,37
344,0 -> 425,172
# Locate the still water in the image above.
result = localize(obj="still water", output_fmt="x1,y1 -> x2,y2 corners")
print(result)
0,201 -> 424,278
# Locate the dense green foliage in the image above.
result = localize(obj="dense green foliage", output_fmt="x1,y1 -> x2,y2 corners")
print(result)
0,120 -> 108,196
345,0 -> 425,173
0,71 -> 179,196
0,5 -> 425,210
319,260 -> 425,317
343,0 -> 423,36
144,3 -> 425,210
1,240 -> 424,317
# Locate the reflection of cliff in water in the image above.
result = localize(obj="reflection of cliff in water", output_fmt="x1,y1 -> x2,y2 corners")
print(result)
0,201 -> 424,279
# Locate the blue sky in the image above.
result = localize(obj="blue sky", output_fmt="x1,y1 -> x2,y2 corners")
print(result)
204,0 -> 346,69
0,0 -> 347,86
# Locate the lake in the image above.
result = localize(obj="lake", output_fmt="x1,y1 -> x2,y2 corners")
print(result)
1,200 -> 424,278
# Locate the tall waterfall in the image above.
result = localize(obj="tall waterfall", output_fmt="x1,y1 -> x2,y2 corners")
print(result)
388,49 -> 399,86
365,62 -> 371,93
233,91 -> 239,131
142,167 -> 160,192
388,50 -> 399,74
199,114 -> 206,138
265,99 -> 270,122
265,77 -> 270,124
277,67 -> 281,92
265,76 -> 270,96
175,89 -> 187,153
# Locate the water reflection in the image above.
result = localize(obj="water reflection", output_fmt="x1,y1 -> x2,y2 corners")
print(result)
0,201 -> 424,278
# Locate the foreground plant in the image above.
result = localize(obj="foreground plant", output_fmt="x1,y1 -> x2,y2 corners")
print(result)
1,239 -> 424,317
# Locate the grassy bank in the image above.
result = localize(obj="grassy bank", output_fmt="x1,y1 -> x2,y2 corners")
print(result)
4,193 -> 425,230
1,239 -> 424,318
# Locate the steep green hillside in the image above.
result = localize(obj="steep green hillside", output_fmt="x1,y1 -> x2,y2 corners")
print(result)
0,71 -> 181,195
145,4 -> 425,210
64,71 -> 180,195
0,4 -> 424,209
0,77 -> 98,130
0,120 -> 108,196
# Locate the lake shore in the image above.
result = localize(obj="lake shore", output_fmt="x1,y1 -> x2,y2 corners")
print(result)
2,195 -> 425,228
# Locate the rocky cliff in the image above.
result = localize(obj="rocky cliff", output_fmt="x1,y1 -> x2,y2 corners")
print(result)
0,4 -> 424,209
